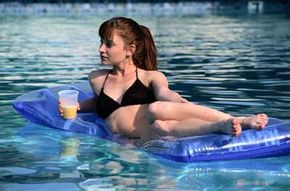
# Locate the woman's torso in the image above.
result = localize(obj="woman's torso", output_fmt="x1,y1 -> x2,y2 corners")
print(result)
89,68 -> 157,138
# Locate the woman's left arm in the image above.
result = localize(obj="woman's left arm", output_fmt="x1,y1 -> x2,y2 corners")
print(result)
151,71 -> 188,103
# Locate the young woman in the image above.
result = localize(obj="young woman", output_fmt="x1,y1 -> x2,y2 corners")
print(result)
60,17 -> 268,142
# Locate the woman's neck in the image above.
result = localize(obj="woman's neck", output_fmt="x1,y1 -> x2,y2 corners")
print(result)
112,60 -> 136,76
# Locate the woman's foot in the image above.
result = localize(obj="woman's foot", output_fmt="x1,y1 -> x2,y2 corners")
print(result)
239,113 -> 268,130
218,118 -> 242,137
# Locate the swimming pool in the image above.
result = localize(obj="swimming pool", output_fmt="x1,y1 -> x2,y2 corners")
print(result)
1,13 -> 290,190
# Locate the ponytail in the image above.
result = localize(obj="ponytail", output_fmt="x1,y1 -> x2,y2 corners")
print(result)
137,25 -> 157,71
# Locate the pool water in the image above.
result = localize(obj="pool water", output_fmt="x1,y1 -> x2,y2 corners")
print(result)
1,13 -> 290,190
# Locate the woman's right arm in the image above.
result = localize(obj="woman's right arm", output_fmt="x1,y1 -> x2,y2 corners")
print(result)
79,97 -> 96,113
78,69 -> 106,113
59,70 -> 102,115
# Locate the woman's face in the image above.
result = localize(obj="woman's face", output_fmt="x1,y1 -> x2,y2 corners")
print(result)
99,31 -> 131,66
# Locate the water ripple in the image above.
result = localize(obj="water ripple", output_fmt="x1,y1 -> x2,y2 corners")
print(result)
0,14 -> 290,191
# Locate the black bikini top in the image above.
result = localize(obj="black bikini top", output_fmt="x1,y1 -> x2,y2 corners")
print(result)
96,69 -> 156,119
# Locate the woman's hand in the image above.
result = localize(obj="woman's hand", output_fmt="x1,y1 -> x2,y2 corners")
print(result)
58,100 -> 80,117
180,97 -> 189,103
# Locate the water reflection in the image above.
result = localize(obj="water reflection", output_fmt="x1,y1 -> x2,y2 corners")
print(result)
1,122 -> 290,190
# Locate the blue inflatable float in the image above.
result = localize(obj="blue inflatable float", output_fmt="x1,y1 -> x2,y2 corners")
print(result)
13,82 -> 290,162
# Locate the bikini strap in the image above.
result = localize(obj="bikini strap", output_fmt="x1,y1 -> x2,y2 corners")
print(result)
101,70 -> 110,90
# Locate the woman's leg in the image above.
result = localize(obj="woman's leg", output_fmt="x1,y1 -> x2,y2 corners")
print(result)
148,101 -> 231,121
151,118 -> 242,137
148,101 -> 268,130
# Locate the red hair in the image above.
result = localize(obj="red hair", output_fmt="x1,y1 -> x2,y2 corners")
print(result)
99,17 -> 157,70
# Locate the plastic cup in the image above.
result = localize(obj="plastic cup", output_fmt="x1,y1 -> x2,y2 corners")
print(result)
58,90 -> 79,119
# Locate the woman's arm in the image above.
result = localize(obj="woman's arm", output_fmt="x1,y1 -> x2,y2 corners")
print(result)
59,70 -> 104,115
58,97 -> 96,115
79,69 -> 108,113
79,97 -> 96,113
152,71 -> 188,103
78,70 -> 104,113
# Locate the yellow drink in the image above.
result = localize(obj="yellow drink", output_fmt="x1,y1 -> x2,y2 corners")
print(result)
62,105 -> 77,119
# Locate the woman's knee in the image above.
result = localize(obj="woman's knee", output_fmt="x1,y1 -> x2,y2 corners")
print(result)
148,101 -> 171,117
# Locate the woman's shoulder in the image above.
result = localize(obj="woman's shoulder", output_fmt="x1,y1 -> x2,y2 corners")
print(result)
139,68 -> 165,77
89,69 -> 110,81
138,69 -> 168,84
88,69 -> 110,92
144,69 -> 167,81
